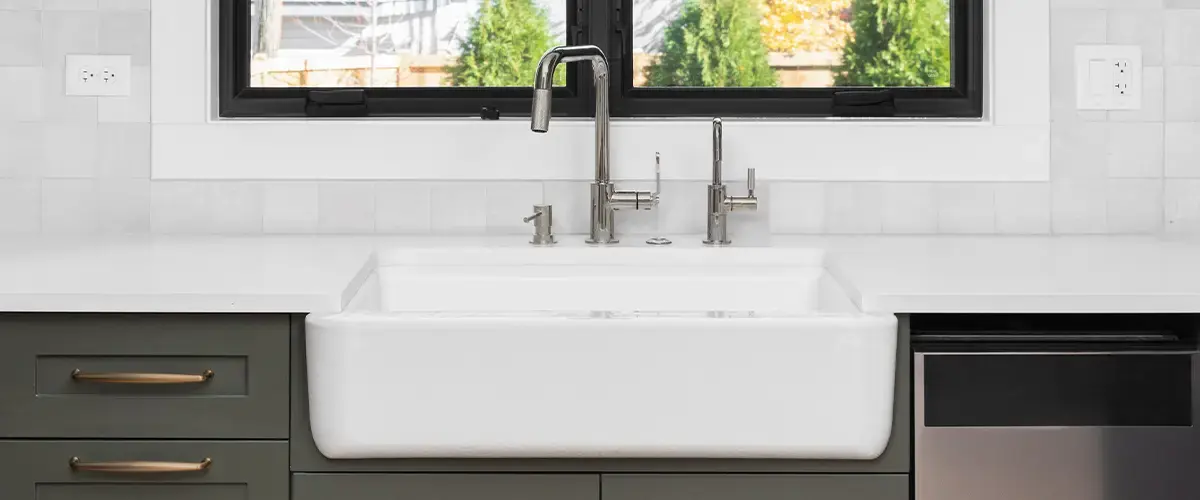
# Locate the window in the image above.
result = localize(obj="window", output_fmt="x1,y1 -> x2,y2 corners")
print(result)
219,0 -> 983,118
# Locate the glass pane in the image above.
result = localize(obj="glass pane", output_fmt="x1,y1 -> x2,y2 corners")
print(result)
633,0 -> 952,88
249,0 -> 567,88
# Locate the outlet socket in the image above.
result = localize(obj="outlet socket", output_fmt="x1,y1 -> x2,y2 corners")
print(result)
65,54 -> 132,97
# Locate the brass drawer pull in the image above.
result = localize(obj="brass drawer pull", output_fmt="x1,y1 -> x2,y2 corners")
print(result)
70,457 -> 213,473
71,369 -> 214,384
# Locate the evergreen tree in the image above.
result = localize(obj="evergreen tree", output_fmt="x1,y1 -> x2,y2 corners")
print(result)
644,0 -> 777,87
448,0 -> 564,87
836,0 -> 951,87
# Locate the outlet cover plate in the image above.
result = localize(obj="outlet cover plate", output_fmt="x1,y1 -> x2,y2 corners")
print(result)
1075,45 -> 1142,110
65,54 -> 132,97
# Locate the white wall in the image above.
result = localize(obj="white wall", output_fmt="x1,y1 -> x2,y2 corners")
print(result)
0,0 -> 1196,236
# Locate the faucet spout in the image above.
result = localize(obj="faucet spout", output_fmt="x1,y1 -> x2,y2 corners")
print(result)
531,45 -> 647,245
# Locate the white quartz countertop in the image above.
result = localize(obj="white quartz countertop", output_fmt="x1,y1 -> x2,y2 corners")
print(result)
1,235 -> 1199,314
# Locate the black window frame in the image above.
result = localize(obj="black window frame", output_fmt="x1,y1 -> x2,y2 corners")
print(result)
219,0 -> 983,119
218,0 -> 593,118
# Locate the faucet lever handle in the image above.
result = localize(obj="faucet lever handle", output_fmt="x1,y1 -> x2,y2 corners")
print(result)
653,152 -> 662,199
746,168 -> 756,197
523,211 -> 544,224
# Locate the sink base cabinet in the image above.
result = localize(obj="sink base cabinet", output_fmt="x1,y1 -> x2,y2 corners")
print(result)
0,313 -> 912,500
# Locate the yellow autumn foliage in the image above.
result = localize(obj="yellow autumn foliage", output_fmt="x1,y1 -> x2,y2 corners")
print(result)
760,0 -> 852,54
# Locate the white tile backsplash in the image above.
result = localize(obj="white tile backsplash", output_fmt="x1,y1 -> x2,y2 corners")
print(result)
1052,180 -> 1109,233
995,183 -> 1053,234
0,1 -> 1194,237
263,182 -> 318,234
0,67 -> 42,122
880,183 -> 937,234
1166,66 -> 1200,122
1106,122 -> 1164,178
375,182 -> 433,234
1165,122 -> 1200,178
317,182 -> 374,234
825,183 -> 883,234
0,179 -> 41,234
937,183 -> 997,234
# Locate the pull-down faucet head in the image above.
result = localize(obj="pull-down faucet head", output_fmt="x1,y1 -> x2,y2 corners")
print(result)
530,45 -> 608,133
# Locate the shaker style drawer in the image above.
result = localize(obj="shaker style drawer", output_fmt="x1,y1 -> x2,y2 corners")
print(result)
602,474 -> 910,500
0,440 -> 288,500
0,314 -> 289,438
292,474 -> 600,500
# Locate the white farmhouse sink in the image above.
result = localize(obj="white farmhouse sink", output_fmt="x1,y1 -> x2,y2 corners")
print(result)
306,247 -> 897,459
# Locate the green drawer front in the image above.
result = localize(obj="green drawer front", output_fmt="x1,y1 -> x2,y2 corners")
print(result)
602,474 -> 910,500
292,474 -> 600,500
0,314 -> 289,438
0,440 -> 289,500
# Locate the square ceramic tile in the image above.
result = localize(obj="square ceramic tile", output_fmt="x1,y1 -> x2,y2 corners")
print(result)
485,182 -> 542,235
880,183 -> 937,234
1109,66 -> 1164,122
98,65 -> 149,122
318,182 -> 374,234
1108,9 -> 1164,65
824,183 -> 882,234
0,67 -> 42,122
542,181 -> 589,235
1052,180 -> 1109,233
936,183 -> 997,234
0,11 -> 40,66
375,182 -> 432,234
769,182 -> 825,234
1166,9 -> 1200,66
150,181 -> 210,233
1051,120 -> 1108,180
263,182 -> 318,234
1109,0 -> 1163,9
1107,123 -> 1164,178
994,183 -> 1052,234
0,123 -> 42,178
96,123 -> 150,178
429,182 -> 486,234
1166,0 -> 1200,7
1052,0 -> 1106,8
42,178 -> 149,234
0,179 -> 40,234
1165,122 -> 1200,177
1165,179 -> 1200,234
98,11 -> 149,66
41,123 -> 98,178
1166,66 -> 1200,122
1106,178 -> 1163,233
656,180 -> 706,235
40,65 -> 99,122
41,11 -> 98,68
208,182 -> 264,234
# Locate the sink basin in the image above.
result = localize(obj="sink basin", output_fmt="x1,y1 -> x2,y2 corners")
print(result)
306,247 -> 897,459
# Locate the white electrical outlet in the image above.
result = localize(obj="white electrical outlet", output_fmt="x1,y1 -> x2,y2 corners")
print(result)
64,55 -> 132,97
1075,45 -> 1142,110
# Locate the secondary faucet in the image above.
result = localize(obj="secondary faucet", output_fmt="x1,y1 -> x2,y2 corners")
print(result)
704,118 -> 757,245
531,45 -> 658,245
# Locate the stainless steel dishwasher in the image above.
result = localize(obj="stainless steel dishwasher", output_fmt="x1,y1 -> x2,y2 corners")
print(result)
914,315 -> 1200,500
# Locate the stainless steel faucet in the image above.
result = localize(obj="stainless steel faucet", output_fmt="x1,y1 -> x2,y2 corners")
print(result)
531,45 -> 658,245
704,118 -> 757,246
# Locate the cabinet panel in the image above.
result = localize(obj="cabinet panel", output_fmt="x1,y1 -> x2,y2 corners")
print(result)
292,474 -> 599,500
0,440 -> 288,500
0,313 -> 289,438
602,474 -> 909,500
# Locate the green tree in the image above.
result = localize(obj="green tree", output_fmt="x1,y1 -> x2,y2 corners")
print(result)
448,0 -> 564,87
836,0 -> 951,87
644,0 -> 777,87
